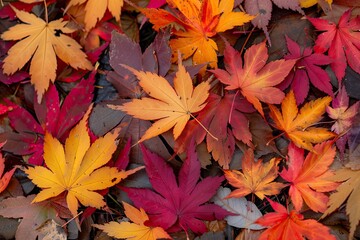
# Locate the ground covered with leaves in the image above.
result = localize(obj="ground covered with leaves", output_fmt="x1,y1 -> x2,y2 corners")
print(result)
0,0 -> 359,239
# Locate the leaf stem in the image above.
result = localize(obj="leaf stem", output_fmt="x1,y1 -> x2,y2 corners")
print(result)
43,0 -> 48,23
190,112 -> 218,141
240,25 -> 255,55
228,90 -> 240,124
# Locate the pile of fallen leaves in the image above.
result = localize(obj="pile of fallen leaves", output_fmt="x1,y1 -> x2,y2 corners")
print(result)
0,0 -> 359,239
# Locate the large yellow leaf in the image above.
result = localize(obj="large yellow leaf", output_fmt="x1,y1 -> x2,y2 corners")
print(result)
24,107 -> 141,218
269,90 -> 336,151
110,58 -> 210,142
93,202 -> 171,240
224,148 -> 286,200
1,6 -> 93,102
322,168 -> 360,239
65,0 -> 123,31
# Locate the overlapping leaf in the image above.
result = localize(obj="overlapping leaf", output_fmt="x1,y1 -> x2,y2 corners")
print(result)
212,41 -> 296,116
280,142 -> 339,212
65,0 -> 123,31
308,9 -> 360,82
93,202 -> 171,240
224,148 -> 286,200
0,142 -> 16,194
256,198 -> 336,240
141,0 -> 254,69
327,87 -> 360,158
1,6 -> 93,101
123,144 -> 231,234
176,92 -> 255,169
25,107 -> 141,218
111,58 -> 210,142
279,36 -> 333,104
322,167 -> 360,239
0,73 -> 94,165
269,90 -> 336,151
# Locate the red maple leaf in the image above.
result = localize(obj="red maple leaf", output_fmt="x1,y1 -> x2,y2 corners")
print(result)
279,36 -> 333,104
123,144 -> 231,234
176,92 -> 255,169
0,72 -> 95,165
308,9 -> 360,82
256,198 -> 336,240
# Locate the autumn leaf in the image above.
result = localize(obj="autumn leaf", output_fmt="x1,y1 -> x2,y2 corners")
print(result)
0,142 -> 16,194
176,92 -> 255,169
256,198 -> 336,240
24,107 -> 141,218
93,202 -> 171,240
269,90 -> 336,151
211,41 -> 296,117
111,58 -> 210,143
280,142 -> 339,213
0,195 -> 71,240
322,167 -> 360,240
299,0 -> 332,8
308,9 -> 360,82
279,35 -> 333,105
65,0 -> 123,31
224,148 -> 286,200
1,6 -> 93,102
123,144 -> 231,234
326,87 -> 360,158
141,0 -> 254,69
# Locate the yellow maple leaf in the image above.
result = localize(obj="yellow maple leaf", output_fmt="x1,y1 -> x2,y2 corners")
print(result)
65,0 -> 123,31
224,148 -> 287,200
1,6 -> 93,102
299,0 -> 332,8
24,107 -> 142,218
93,202 -> 171,240
322,168 -> 360,240
269,90 -> 336,151
141,0 -> 254,70
110,58 -> 210,142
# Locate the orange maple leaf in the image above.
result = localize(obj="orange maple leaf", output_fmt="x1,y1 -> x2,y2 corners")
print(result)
65,0 -> 123,31
93,202 -> 171,240
224,148 -> 286,200
269,90 -> 336,151
1,6 -> 93,102
256,198 -> 336,240
280,142 -> 339,213
110,58 -> 210,142
211,41 -> 296,116
141,0 -> 254,69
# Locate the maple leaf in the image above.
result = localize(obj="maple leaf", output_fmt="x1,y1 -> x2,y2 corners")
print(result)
243,0 -> 303,45
93,202 -> 171,240
0,195 -> 71,240
65,0 -> 123,31
0,74 -> 94,165
322,167 -> 360,239
280,142 -> 339,213
269,90 -> 336,151
1,6 -> 93,102
0,142 -> 16,194
24,107 -> 141,218
141,0 -> 254,69
308,9 -> 360,82
256,198 -> 336,240
111,57 -> 210,143
279,36 -> 333,104
211,41 -> 296,117
326,87 -> 360,158
224,148 -> 286,200
123,144 -> 231,234
176,92 -> 255,169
